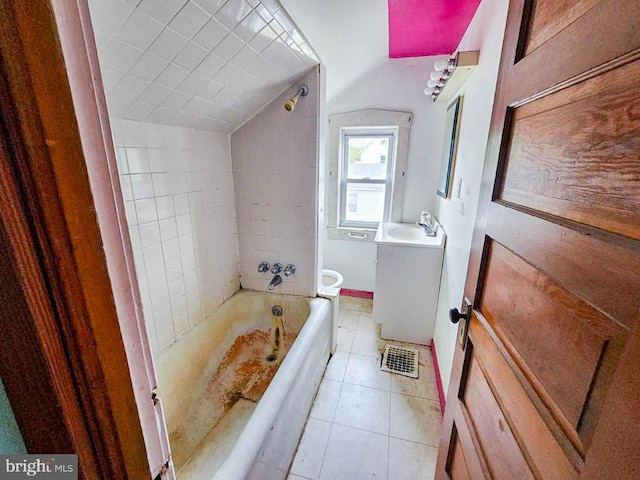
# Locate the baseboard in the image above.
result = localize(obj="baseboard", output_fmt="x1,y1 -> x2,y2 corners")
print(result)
430,340 -> 446,412
339,288 -> 374,299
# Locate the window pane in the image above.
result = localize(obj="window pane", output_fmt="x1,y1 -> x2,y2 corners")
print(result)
344,183 -> 385,224
348,193 -> 358,213
346,136 -> 389,180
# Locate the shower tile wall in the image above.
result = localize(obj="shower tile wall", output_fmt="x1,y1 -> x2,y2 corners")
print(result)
111,118 -> 240,355
231,66 -> 319,297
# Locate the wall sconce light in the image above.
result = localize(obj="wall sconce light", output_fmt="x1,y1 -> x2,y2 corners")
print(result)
425,51 -> 479,102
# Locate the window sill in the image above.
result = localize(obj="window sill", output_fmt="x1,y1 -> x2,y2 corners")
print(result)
327,226 -> 377,242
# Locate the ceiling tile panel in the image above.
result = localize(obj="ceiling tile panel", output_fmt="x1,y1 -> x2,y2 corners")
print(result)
115,9 -> 164,49
138,0 -> 188,23
89,0 -> 319,133
148,28 -> 190,60
193,18 -> 229,49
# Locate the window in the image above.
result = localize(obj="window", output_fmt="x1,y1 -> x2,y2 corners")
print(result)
327,109 -> 411,239
348,193 -> 358,213
339,130 -> 395,228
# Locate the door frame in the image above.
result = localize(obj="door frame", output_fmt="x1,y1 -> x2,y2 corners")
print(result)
0,1 -> 157,477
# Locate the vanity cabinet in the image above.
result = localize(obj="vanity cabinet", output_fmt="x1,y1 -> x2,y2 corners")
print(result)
373,223 -> 445,345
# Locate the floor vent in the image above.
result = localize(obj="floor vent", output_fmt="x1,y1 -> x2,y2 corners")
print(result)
381,344 -> 419,378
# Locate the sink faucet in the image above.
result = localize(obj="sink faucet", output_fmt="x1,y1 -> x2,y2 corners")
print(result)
416,211 -> 436,236
268,274 -> 283,290
416,221 -> 436,236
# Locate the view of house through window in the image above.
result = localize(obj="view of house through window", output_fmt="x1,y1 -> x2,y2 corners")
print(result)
340,131 -> 395,228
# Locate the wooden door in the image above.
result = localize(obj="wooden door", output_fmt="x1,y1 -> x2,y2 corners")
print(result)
436,1 -> 640,478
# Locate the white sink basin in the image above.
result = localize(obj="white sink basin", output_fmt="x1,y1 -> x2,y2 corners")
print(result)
386,225 -> 426,241
375,222 -> 445,248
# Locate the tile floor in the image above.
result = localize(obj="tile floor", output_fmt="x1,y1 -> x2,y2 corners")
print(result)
288,296 -> 442,480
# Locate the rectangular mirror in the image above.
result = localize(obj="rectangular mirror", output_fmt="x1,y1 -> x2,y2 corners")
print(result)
437,96 -> 463,199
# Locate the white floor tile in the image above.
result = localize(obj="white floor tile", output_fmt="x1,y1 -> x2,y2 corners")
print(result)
319,424 -> 388,480
356,312 -> 377,332
339,296 -> 363,311
351,330 -> 382,357
290,418 -> 332,480
344,353 -> 390,391
336,327 -> 355,352
334,383 -> 390,435
324,351 -> 349,382
361,298 -> 373,313
390,393 -> 442,446
390,368 -> 439,401
339,309 -> 360,329
310,378 -> 342,422
388,437 -> 438,480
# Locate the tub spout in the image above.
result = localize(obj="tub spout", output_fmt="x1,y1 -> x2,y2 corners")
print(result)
268,274 -> 283,290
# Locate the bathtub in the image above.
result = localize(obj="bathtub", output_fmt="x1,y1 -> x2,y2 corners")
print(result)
156,290 -> 332,480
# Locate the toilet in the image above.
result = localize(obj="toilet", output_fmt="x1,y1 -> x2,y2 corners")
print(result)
322,269 -> 344,289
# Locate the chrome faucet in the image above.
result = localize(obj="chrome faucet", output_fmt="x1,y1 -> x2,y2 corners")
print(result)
416,211 -> 437,236
284,264 -> 296,276
258,261 -> 270,273
271,263 -> 283,274
268,274 -> 283,290
416,221 -> 436,236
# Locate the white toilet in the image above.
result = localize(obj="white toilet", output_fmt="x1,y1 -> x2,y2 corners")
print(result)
321,269 -> 344,289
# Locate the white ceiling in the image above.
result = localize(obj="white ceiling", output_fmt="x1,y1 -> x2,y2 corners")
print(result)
278,0 -> 389,101
88,0 -> 319,132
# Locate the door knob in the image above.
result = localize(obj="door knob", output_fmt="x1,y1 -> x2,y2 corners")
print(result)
449,305 -> 470,324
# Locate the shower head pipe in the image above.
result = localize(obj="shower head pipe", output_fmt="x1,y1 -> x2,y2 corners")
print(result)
284,84 -> 309,112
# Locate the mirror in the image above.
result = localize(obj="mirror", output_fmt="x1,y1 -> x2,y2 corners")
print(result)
437,96 -> 463,198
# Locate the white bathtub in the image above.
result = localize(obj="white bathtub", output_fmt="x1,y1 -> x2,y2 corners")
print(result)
156,290 -> 332,480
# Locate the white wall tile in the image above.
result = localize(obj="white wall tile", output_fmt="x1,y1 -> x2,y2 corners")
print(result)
114,120 -> 238,356
171,295 -> 190,336
139,221 -> 162,247
231,67 -> 318,296
131,174 -> 155,199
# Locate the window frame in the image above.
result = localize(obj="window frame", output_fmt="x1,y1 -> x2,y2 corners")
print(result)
326,109 -> 412,241
339,129 -> 397,229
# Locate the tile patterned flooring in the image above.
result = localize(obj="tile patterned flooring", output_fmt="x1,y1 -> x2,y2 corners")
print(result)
288,296 -> 442,480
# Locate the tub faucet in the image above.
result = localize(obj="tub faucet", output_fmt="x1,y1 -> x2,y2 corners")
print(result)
268,274 -> 283,290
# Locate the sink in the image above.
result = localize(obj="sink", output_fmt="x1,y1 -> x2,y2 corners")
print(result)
387,225 -> 426,241
375,222 -> 445,248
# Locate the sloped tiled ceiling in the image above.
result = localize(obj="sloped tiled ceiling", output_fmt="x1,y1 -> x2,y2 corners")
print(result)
88,0 -> 319,132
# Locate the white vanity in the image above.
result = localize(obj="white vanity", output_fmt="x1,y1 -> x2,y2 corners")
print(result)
373,222 -> 446,345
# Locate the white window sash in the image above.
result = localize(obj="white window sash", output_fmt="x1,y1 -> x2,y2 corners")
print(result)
339,131 -> 396,229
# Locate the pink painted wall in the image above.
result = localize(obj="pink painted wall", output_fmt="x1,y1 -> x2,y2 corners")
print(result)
388,0 -> 482,57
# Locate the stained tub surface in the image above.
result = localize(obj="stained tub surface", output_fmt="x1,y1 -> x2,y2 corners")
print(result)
155,289 -> 331,479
